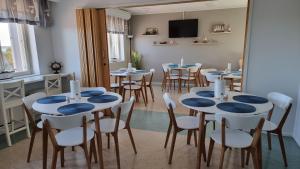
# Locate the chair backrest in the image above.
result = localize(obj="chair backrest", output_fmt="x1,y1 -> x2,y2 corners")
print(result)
190,87 -> 213,93
215,113 -> 264,131
195,63 -> 202,69
129,73 -> 144,81
0,80 -> 25,107
41,113 -> 88,130
189,66 -> 199,73
267,92 -> 293,129
111,96 -> 135,127
23,92 -> 47,125
216,113 -> 265,147
44,74 -> 62,95
163,93 -> 178,128
162,64 -> 170,73
148,69 -> 155,85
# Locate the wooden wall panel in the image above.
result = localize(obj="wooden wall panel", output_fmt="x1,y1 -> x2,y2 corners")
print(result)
75,9 -> 89,86
75,8 -> 110,89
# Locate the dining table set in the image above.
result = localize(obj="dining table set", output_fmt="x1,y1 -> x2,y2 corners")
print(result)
32,87 -> 122,169
178,88 -> 273,169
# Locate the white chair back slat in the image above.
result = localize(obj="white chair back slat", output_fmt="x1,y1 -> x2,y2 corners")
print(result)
205,73 -> 220,83
111,96 -> 135,117
44,74 -> 62,95
195,63 -> 202,69
268,92 -> 293,110
41,113 -> 88,130
163,93 -> 176,109
22,92 -> 47,111
129,73 -> 144,81
215,114 -> 264,131
0,80 -> 25,102
189,66 -> 199,73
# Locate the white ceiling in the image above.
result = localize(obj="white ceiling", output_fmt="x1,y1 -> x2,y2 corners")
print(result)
123,0 -> 248,15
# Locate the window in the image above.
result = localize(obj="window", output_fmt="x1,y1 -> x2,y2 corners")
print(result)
107,33 -> 125,63
0,23 -> 30,75
106,16 -> 127,63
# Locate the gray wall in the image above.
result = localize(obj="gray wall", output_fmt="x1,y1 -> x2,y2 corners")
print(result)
131,8 -> 247,81
245,0 -> 300,137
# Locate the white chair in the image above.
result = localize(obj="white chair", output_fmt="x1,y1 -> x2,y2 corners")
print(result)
163,93 -> 203,164
44,74 -> 62,95
41,113 -> 96,169
162,64 -> 179,91
145,69 -> 155,102
262,92 -> 293,167
122,73 -> 146,106
190,87 -> 216,129
23,92 -> 47,162
0,80 -> 30,146
207,114 -> 265,169
205,72 -> 220,87
200,68 -> 218,86
91,96 -> 136,169
181,66 -> 200,92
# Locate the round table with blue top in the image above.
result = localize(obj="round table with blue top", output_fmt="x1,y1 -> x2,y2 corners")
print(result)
32,88 -> 122,169
179,90 -> 272,169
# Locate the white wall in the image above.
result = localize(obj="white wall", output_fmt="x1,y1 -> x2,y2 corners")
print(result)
245,0 -> 300,137
132,8 -> 247,81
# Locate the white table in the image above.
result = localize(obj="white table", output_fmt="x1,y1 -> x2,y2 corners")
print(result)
179,91 -> 272,169
33,89 -> 122,169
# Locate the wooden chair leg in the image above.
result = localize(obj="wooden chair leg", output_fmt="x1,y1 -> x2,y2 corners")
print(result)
246,149 -> 250,165
267,132 -> 272,150
113,134 -> 121,169
164,122 -> 172,148
207,138 -> 215,167
127,127 -> 137,154
241,149 -> 245,168
95,132 -> 104,169
122,89 -> 126,102
168,130 -> 178,164
149,86 -> 155,102
72,146 -> 75,151
193,130 -> 197,147
107,133 -> 110,149
202,125 -> 207,162
27,128 -> 37,162
213,121 -> 216,130
51,148 -> 58,169
140,89 -> 147,106
218,147 -> 227,169
60,148 -> 64,167
278,132 -> 288,167
83,144 -> 91,169
187,130 -> 192,145
251,150 -> 259,169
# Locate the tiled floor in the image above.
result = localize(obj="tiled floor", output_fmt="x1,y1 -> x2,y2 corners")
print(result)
0,85 -> 300,169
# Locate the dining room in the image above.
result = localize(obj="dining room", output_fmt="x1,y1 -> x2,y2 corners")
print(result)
0,0 -> 300,169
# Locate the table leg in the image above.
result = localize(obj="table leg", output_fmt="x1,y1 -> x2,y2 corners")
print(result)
118,76 -> 122,94
43,124 -> 48,169
143,77 -> 148,104
196,112 -> 205,169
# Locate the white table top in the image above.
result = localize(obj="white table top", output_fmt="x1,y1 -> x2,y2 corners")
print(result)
179,91 -> 273,116
33,91 -> 122,115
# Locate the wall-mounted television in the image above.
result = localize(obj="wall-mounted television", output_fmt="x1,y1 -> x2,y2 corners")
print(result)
169,19 -> 198,38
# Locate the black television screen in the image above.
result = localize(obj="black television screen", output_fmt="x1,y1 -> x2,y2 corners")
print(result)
169,19 -> 198,38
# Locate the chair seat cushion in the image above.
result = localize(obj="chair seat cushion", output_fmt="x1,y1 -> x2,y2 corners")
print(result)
111,83 -> 122,88
210,129 -> 252,148
167,76 -> 179,80
262,120 -> 277,131
176,116 -> 199,130
55,127 -> 94,146
91,118 -> 125,133
181,76 -> 196,80
196,112 -> 215,121
122,80 -> 136,84
124,85 -> 142,90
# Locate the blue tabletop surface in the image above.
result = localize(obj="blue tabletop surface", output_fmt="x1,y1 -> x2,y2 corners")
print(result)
57,103 -> 95,115
37,96 -> 66,104
87,95 -> 119,103
196,91 -> 214,98
182,98 -> 215,107
233,95 -> 268,104
81,90 -> 104,97
217,102 -> 256,113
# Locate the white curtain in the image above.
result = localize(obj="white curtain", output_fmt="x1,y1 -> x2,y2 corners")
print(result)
106,15 -> 127,62
0,0 -> 51,27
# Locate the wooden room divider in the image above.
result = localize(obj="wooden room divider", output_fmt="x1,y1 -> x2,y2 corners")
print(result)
76,8 -> 110,89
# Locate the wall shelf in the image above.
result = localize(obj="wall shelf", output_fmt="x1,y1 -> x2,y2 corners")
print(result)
210,31 -> 232,35
141,34 -> 159,36
153,43 -> 177,46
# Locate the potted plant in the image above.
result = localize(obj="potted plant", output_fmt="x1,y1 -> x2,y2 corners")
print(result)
131,51 -> 142,69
